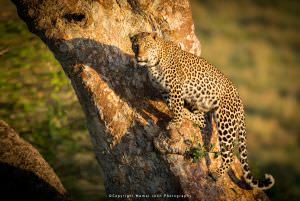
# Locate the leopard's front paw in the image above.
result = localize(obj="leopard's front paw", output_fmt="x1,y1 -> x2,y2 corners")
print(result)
182,109 -> 206,129
193,120 -> 206,129
153,132 -> 185,155
167,119 -> 182,130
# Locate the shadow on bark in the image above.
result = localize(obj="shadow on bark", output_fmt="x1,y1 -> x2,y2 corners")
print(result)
59,37 -> 171,127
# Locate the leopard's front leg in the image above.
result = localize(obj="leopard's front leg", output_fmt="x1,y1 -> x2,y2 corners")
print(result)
182,109 -> 206,128
166,84 -> 184,129
163,92 -> 206,129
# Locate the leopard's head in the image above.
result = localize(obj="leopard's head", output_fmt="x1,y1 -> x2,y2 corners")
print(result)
130,32 -> 161,67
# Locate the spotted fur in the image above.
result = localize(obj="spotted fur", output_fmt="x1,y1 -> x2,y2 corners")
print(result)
130,32 -> 275,190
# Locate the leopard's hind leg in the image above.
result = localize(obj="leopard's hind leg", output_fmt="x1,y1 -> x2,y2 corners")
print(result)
211,104 -> 238,178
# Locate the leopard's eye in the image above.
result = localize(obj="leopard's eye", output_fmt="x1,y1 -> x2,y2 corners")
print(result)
132,43 -> 139,54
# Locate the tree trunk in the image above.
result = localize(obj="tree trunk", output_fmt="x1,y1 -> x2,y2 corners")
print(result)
11,0 -> 269,200
0,120 -> 70,201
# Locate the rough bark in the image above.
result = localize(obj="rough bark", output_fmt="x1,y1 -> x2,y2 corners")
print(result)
0,120 -> 70,201
11,0 -> 269,200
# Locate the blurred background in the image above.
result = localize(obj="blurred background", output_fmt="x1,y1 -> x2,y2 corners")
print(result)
0,0 -> 299,200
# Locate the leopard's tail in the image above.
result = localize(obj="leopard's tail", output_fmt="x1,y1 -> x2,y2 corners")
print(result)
238,116 -> 275,190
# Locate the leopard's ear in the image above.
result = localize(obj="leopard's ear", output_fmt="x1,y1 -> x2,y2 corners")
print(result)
151,32 -> 158,40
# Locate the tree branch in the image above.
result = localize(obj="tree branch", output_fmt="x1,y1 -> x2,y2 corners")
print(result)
0,120 -> 70,201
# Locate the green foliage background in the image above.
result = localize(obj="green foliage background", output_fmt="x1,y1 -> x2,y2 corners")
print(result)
0,0 -> 299,200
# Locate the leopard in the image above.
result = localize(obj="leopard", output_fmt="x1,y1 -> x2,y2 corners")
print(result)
130,32 -> 275,190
